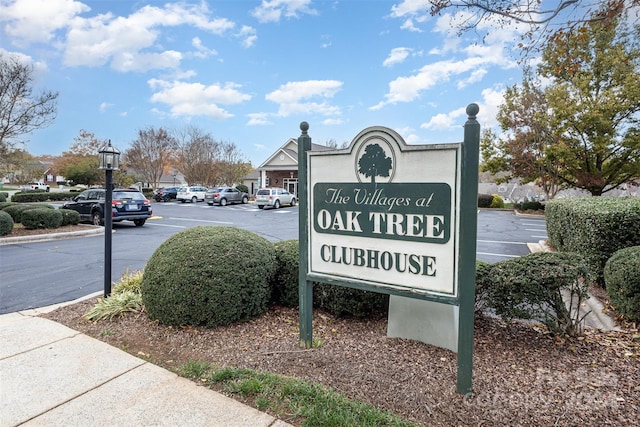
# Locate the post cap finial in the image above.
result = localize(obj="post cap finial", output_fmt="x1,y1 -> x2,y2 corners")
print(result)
300,121 -> 309,134
466,103 -> 479,119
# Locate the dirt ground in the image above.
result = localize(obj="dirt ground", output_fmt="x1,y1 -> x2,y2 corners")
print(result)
43,298 -> 639,427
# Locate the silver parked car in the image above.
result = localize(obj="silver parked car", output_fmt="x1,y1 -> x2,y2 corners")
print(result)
255,188 -> 296,209
205,187 -> 249,206
176,186 -> 208,203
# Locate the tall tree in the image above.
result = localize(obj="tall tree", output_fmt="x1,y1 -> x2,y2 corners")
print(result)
174,126 -> 220,186
484,71 -> 569,200
538,13 -> 640,195
0,53 -> 58,156
217,141 -> 252,186
54,130 -> 105,186
123,127 -> 177,187
0,149 -> 37,184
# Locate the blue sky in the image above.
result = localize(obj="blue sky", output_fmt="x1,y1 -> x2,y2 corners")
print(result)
1,0 -> 531,166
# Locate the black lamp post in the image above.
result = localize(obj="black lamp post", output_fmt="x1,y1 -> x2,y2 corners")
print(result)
98,140 -> 120,297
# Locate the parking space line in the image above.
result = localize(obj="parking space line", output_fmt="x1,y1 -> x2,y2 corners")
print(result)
477,252 -> 521,258
168,217 -> 233,224
146,223 -> 186,228
477,239 -> 528,245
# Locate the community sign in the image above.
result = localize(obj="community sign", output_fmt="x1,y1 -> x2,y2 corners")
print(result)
307,126 -> 462,302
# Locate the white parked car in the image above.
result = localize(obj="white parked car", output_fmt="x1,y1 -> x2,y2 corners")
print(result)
177,186 -> 208,203
255,188 -> 296,209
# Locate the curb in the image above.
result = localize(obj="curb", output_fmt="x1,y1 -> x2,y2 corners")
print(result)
0,227 -> 105,246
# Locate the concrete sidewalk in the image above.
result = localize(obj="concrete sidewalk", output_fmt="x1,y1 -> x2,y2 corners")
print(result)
0,308 -> 292,427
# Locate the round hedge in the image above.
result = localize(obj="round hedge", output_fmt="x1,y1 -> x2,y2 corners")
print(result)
60,208 -> 80,225
271,239 -> 300,307
141,226 -> 276,327
604,246 -> 640,323
0,210 -> 14,236
21,208 -> 62,229
2,204 -> 29,223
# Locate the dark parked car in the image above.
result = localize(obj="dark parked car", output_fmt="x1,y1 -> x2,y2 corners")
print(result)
61,188 -> 152,226
204,187 -> 249,206
154,186 -> 179,202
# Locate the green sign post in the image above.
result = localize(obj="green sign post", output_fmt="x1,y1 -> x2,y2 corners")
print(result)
298,104 -> 479,394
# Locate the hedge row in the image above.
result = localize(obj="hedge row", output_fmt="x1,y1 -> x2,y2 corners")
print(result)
546,197 -> 640,284
0,202 -> 79,234
10,191 -> 79,203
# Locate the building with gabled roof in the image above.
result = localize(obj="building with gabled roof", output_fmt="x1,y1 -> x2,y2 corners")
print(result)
255,138 -> 331,196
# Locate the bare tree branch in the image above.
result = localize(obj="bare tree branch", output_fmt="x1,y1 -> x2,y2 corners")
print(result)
0,53 -> 58,155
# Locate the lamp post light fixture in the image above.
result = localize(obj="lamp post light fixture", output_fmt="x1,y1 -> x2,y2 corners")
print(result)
98,140 -> 120,297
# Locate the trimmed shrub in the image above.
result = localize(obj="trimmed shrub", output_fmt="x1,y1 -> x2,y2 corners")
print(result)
489,194 -> 504,208
142,188 -> 154,199
60,208 -> 80,225
0,210 -> 14,236
604,246 -> 640,323
546,197 -> 640,284
236,184 -> 249,194
475,259 -> 493,314
10,191 -> 77,203
141,226 -> 276,327
0,193 -> 5,203
477,194 -> 493,208
271,239 -> 300,307
488,252 -> 590,336
519,201 -> 544,211
2,204 -> 29,223
0,202 -> 17,210
21,208 -> 62,229
314,282 -> 389,318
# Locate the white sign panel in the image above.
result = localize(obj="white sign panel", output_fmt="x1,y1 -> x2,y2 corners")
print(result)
308,127 -> 462,299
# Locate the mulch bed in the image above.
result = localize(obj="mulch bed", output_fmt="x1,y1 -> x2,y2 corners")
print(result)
43,300 -> 639,427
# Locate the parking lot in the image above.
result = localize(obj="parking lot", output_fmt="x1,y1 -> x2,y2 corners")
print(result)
0,203 -> 545,313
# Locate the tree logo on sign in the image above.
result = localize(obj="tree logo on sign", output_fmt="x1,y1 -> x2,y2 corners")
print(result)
357,143 -> 393,183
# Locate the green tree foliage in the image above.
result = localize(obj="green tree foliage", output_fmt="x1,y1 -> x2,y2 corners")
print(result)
0,53 -> 58,156
123,126 -> 177,188
55,130 -> 104,186
358,144 -> 392,183
483,72 -> 568,200
487,9 -> 640,196
538,13 -> 640,195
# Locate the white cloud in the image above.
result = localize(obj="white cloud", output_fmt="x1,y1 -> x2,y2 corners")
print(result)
371,56 -> 491,110
191,37 -> 218,58
420,86 -> 506,132
383,47 -> 412,67
99,102 -> 113,112
0,0 -> 88,46
322,118 -> 343,125
3,2 -> 237,72
420,110 -> 464,131
251,0 -> 317,23
266,80 -> 343,117
237,25 -> 257,48
247,112 -> 272,126
148,79 -> 251,119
